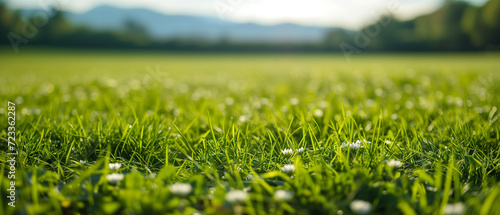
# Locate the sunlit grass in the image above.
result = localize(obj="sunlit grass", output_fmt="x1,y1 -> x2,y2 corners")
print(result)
0,50 -> 499,214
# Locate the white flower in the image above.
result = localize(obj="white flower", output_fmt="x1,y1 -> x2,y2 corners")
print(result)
290,98 -> 299,106
296,147 -> 304,153
106,173 -> 124,183
108,163 -> 122,170
281,149 -> 293,156
238,115 -> 247,122
444,203 -> 465,215
169,183 -> 192,197
148,173 -> 157,179
350,200 -> 372,214
423,140 -> 435,146
341,140 -> 369,150
313,109 -> 324,117
423,161 -> 432,167
386,160 -> 403,168
426,186 -> 438,192
274,190 -> 293,201
225,97 -> 235,106
225,190 -> 248,204
281,164 -> 295,174
79,160 -> 87,165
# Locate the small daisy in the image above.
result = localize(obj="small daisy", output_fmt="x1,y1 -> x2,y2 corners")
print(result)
350,200 -> 372,214
444,202 -> 465,215
281,149 -> 293,156
225,190 -> 248,204
106,173 -> 124,183
386,160 -> 403,168
296,147 -> 305,153
274,190 -> 293,201
169,183 -> 192,197
108,163 -> 121,170
281,164 -> 295,174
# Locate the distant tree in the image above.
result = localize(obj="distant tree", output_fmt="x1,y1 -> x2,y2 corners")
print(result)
414,1 -> 472,50
356,1 -> 475,51
0,3 -> 10,44
462,0 -> 500,50
0,3 -> 22,45
35,9 -> 73,44
322,29 -> 355,50
120,19 -> 150,45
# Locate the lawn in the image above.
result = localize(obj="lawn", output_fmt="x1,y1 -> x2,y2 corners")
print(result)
0,49 -> 500,215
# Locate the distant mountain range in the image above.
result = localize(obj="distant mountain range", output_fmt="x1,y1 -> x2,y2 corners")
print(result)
21,6 -> 340,44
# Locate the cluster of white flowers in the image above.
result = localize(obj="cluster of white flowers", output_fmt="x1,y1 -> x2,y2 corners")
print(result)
341,140 -> 370,150
169,183 -> 192,197
296,147 -> 304,153
274,190 -> 293,201
108,163 -> 122,170
282,147 -> 305,156
443,203 -> 465,215
106,173 -> 124,183
350,200 -> 372,214
281,164 -> 295,174
282,149 -> 293,156
386,160 -> 403,168
225,190 -> 248,204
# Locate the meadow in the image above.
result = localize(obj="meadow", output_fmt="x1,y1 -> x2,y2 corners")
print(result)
0,49 -> 500,215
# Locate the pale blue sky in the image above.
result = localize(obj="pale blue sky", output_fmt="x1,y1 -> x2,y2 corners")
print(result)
5,0 -> 489,29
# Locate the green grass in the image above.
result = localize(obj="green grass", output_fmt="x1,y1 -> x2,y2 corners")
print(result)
1,50 -> 500,215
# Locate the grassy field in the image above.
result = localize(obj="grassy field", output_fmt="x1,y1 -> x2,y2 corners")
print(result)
1,50 -> 500,215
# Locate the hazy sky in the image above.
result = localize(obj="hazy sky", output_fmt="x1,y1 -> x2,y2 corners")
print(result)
5,0 -> 489,29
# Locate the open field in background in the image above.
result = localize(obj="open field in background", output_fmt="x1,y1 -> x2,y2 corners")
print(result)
1,50 -> 500,214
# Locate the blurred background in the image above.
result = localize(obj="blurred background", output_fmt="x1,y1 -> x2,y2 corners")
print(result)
0,0 -> 499,52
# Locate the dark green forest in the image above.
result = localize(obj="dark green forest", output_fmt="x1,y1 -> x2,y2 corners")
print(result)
1,0 -> 499,52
